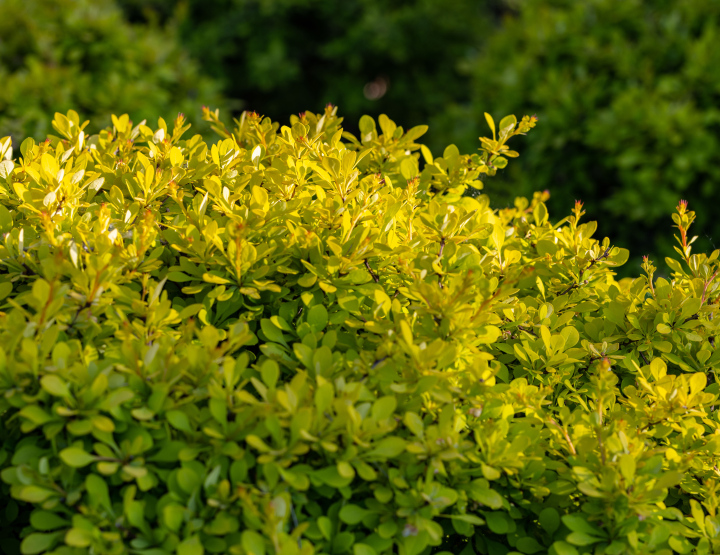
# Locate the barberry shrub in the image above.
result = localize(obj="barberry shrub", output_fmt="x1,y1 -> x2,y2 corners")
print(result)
0,106 -> 718,555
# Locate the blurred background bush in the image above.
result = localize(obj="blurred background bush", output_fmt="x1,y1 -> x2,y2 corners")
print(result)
117,0 -> 506,150
462,0 -> 720,274
1,0 -> 719,273
0,0 -> 224,142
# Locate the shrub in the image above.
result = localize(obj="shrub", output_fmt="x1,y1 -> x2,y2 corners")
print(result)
459,0 -> 720,274
0,0 -> 223,143
0,106 -> 719,555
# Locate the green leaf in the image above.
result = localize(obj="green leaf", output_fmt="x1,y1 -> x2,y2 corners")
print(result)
314,381 -> 334,413
372,396 -> 397,421
261,359 -> 280,388
665,257 -> 685,275
450,514 -> 484,525
167,272 -> 195,282
607,247 -> 629,266
359,115 -> 376,137
86,474 -> 112,513
368,437 -> 406,458
99,388 -> 135,410
313,346 -> 334,376
378,114 -> 396,137
533,202 -> 548,226
307,305 -> 329,331
618,454 -> 635,482
484,512 -> 511,534
476,325 -> 501,344
539,507 -> 560,534
561,515 -> 604,537
20,137 -> 35,159
30,511 -> 68,531
404,412 -> 424,439
40,375 -> 70,397
241,530 -> 266,555
297,273 -> 317,287
481,464 -> 501,481
65,528 -> 92,548
177,536 -> 204,555
261,318 -> 287,345
498,115 -> 517,135
339,504 -> 369,525
354,544 -> 377,555
317,516 -> 332,540
15,486 -> 56,503
177,467 -> 201,494
484,113 -> 496,140
59,447 -> 96,468
270,315 -> 294,331
691,500 -> 706,534
163,504 -> 186,532
516,537 -> 544,554
167,410 -> 192,432
400,157 -> 418,180
315,466 -> 353,488
552,542 -> 579,555
566,532 -> 602,546
0,282 -> 12,302
669,536 -> 694,554
469,484 -> 503,509
20,532 -> 61,555
405,125 -> 428,142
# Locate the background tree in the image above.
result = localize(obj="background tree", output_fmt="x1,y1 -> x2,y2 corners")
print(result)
0,0 -> 224,142
118,0 -> 506,152
461,0 -> 720,272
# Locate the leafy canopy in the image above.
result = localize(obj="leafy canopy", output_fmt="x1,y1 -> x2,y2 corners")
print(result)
0,105 -> 719,555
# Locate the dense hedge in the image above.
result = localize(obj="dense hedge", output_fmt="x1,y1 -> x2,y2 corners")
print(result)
0,0 -> 223,143
0,107 -> 720,555
463,0 -> 720,273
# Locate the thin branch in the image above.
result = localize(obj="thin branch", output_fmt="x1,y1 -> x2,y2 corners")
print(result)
547,418 -> 576,456
559,247 -> 611,296
437,237 -> 446,289
364,259 -> 379,283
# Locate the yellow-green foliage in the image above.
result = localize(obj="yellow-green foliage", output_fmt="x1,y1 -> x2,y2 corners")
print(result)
0,106 -> 719,555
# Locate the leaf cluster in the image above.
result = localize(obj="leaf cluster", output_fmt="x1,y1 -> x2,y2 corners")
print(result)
0,106 -> 719,555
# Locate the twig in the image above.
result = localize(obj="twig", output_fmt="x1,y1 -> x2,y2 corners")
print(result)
559,247 -> 611,296
364,259 -> 379,283
437,237 -> 445,289
547,418 -> 576,455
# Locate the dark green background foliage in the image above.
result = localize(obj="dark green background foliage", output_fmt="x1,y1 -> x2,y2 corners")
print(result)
117,0 -> 504,148
0,0 -> 223,142
461,0 -> 720,272
1,106 -> 720,555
